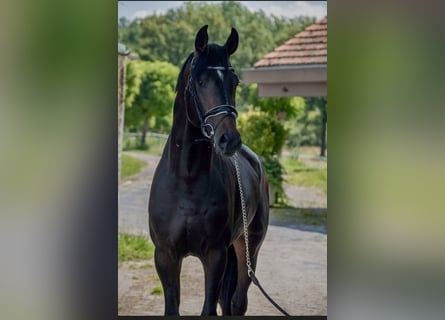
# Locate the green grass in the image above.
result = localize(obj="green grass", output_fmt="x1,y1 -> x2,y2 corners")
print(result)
281,157 -> 307,173
298,146 -> 326,157
121,154 -> 147,179
269,207 -> 327,227
118,233 -> 155,262
291,169 -> 327,193
123,135 -> 167,156
132,138 -> 166,156
151,285 -> 163,295
281,156 -> 327,193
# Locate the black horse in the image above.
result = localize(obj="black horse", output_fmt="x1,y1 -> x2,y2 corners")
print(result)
148,25 -> 269,316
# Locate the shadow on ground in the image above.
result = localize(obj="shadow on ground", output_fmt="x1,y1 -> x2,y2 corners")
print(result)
269,207 -> 327,234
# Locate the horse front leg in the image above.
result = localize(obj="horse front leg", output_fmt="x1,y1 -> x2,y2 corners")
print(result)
231,231 -> 265,315
201,248 -> 227,316
154,247 -> 182,316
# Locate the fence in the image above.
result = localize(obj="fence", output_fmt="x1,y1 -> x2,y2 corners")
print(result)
123,131 -> 169,154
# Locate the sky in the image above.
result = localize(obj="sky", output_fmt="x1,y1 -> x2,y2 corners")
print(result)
118,1 -> 327,21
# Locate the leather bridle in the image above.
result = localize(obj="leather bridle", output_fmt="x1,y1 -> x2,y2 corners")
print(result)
185,58 -> 238,140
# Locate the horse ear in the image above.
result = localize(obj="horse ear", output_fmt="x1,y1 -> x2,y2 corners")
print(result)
195,25 -> 208,54
224,28 -> 239,56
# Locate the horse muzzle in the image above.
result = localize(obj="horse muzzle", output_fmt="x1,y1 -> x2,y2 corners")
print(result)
216,130 -> 242,156
200,104 -> 241,156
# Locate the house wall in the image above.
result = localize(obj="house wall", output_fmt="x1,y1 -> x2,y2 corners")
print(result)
257,82 -> 326,97
242,65 -> 326,98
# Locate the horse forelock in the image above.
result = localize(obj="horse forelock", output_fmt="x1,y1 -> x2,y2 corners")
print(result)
175,45 -> 229,91
190,45 -> 230,79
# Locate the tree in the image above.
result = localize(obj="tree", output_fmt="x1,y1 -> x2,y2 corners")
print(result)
124,60 -> 179,146
124,59 -> 143,108
118,1 -> 314,72
118,1 -> 316,117
299,97 -> 327,157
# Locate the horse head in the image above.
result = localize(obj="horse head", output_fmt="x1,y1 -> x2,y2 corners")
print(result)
186,25 -> 242,156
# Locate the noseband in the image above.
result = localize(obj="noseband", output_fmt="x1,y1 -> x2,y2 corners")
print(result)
185,59 -> 238,140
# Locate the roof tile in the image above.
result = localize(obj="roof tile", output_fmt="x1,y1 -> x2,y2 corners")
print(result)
253,17 -> 327,67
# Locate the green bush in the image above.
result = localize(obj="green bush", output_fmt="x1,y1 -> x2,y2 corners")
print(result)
260,155 -> 287,206
238,107 -> 288,205
238,107 -> 287,157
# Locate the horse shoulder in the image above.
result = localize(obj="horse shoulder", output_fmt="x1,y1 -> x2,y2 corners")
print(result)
238,144 -> 264,180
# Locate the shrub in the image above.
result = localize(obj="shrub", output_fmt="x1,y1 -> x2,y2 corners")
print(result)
238,107 -> 288,205
238,107 -> 287,157
259,155 -> 287,206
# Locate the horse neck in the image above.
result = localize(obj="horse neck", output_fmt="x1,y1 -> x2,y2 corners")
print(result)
167,94 -> 214,177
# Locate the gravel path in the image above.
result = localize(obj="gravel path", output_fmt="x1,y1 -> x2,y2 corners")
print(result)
118,151 -> 327,316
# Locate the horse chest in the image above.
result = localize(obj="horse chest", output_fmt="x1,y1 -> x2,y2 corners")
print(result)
172,180 -> 232,251
174,186 -> 229,224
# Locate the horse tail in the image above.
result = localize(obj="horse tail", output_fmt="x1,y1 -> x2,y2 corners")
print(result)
220,244 -> 237,314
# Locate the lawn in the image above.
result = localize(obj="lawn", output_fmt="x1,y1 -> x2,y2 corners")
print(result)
118,233 -> 155,262
281,154 -> 327,194
121,154 -> 147,179
123,134 -> 167,156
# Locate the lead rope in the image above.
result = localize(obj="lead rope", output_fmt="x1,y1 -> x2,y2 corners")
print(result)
232,152 -> 291,317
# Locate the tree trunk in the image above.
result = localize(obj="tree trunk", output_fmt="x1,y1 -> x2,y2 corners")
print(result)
140,116 -> 148,147
320,107 -> 327,157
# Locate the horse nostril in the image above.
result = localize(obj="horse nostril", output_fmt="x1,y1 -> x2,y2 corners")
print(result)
219,133 -> 229,150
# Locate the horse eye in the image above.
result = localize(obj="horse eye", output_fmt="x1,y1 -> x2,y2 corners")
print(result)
198,80 -> 205,87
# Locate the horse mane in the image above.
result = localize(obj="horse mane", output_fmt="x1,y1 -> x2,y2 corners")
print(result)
175,53 -> 194,92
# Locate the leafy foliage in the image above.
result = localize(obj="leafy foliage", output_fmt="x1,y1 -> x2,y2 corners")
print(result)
124,59 -> 144,108
286,97 -> 327,148
238,107 -> 288,205
246,83 -> 306,120
124,60 -> 179,135
118,1 -> 314,110
119,2 -> 314,71
259,155 -> 287,206
238,107 -> 287,157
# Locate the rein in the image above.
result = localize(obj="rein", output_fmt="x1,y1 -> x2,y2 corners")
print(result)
232,152 -> 291,317
185,59 -> 238,140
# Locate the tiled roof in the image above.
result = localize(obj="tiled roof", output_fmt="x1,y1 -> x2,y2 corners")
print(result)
254,17 -> 327,68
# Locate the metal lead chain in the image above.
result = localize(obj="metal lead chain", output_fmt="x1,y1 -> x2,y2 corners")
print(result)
232,152 -> 253,277
232,152 -> 291,316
